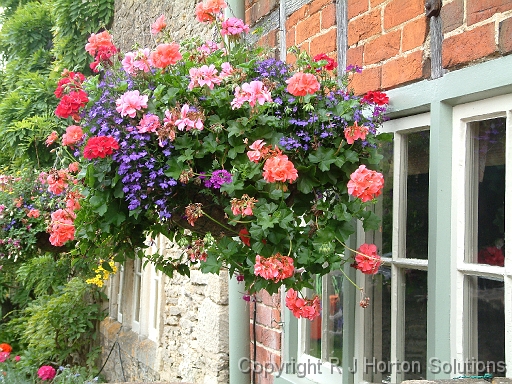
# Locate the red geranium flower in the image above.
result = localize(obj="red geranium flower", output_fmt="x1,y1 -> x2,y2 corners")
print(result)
83,136 -> 120,159
362,90 -> 389,106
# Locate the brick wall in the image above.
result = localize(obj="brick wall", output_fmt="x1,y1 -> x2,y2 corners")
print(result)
250,290 -> 282,384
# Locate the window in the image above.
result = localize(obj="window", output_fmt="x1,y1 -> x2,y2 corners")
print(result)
132,257 -> 143,333
117,264 -> 125,322
360,114 -> 430,383
452,95 -> 512,377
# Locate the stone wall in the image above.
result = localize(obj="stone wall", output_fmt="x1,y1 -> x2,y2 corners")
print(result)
100,267 -> 230,384
110,0 -> 213,52
158,270 -> 229,384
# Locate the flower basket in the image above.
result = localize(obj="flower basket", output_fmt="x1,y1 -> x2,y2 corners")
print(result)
47,0 -> 391,320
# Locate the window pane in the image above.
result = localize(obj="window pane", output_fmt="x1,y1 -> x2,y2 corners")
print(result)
304,273 -> 343,364
404,269 -> 427,380
327,273 -> 343,365
468,118 -> 506,265
466,276 -> 506,375
378,140 -> 394,257
306,276 -> 322,359
406,132 -> 429,259
363,267 -> 392,383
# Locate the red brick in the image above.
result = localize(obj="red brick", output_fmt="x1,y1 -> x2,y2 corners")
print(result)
467,0 -> 512,26
348,7 -> 381,46
363,29 -> 401,64
257,29 -> 277,48
499,16 -> 512,53
440,0 -> 463,34
442,24 -> 497,68
384,0 -> 424,30
348,66 -> 381,95
286,5 -> 308,30
251,325 -> 282,351
253,302 -> 281,327
348,0 -> 369,19
382,50 -> 425,88
310,0 -> 335,15
257,289 -> 279,307
286,25 -> 296,48
371,0 -> 387,6
321,3 -> 336,29
347,46 -> 364,67
402,17 -> 428,51
296,12 -> 321,44
257,0 -> 278,20
310,29 -> 337,56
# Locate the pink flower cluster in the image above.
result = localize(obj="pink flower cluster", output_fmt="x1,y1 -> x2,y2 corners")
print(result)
230,194 -> 257,217
195,0 -> 227,22
37,365 -> 56,381
116,90 -> 148,118
151,15 -> 167,35
231,81 -> 272,109
61,125 -> 84,147
122,48 -> 152,74
47,170 -> 69,195
221,17 -> 250,36
85,31 -> 118,72
354,243 -> 382,275
286,72 -> 320,97
137,114 -> 161,134
285,289 -> 321,320
254,253 -> 295,282
347,165 -> 384,202
344,121 -> 369,145
48,209 -> 76,247
247,140 -> 299,183
188,64 -> 222,90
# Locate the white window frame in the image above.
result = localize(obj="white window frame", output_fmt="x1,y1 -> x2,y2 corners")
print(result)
132,257 -> 143,333
451,94 -> 512,371
148,264 -> 162,341
354,113 -> 431,384
117,264 -> 125,323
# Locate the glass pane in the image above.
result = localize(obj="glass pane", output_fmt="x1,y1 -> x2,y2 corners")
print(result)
327,273 -> 343,365
466,276 -> 506,376
468,118 -> 506,265
306,276 -> 322,359
378,140 -> 394,257
363,266 -> 392,383
304,273 -> 343,364
406,131 -> 429,259
404,269 -> 428,380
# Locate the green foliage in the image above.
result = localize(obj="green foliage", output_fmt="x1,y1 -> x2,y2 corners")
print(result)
52,0 -> 114,72
0,2 -> 54,62
7,277 -> 106,368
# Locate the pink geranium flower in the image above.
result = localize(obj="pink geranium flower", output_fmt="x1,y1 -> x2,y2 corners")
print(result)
221,17 -> 250,36
48,209 -> 75,247
254,253 -> 295,282
45,131 -> 58,146
354,243 -> 382,274
37,365 -> 57,381
262,154 -> 298,183
85,31 -> 114,57
61,125 -> 84,146
151,15 -> 167,35
137,114 -> 161,134
150,43 -> 182,69
285,289 -> 320,320
231,81 -> 272,109
174,104 -> 203,131
116,90 -> 148,118
196,0 -> 227,22
188,65 -> 222,90
247,140 -> 266,163
344,121 -> 369,144
347,165 -> 384,202
286,72 -> 320,97
122,49 -> 152,74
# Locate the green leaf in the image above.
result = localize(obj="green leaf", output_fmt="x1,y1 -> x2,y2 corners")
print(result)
308,147 -> 336,171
